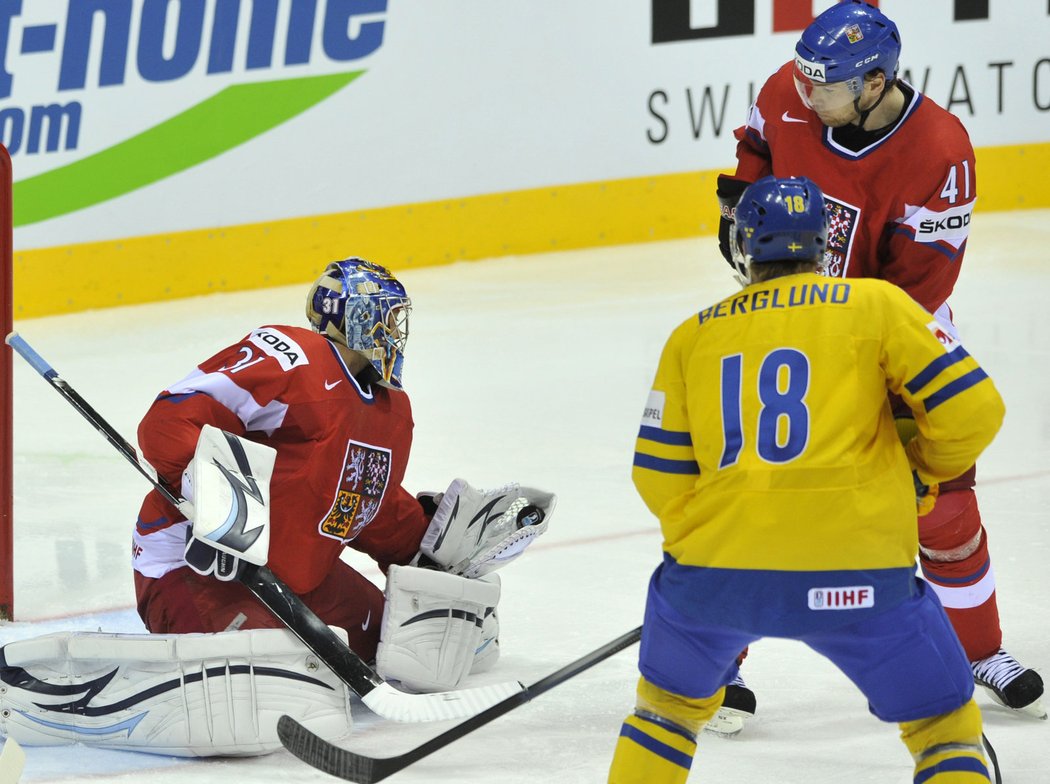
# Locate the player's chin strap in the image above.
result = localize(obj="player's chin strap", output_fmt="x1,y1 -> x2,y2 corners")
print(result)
854,77 -> 894,129
5,331 -> 525,724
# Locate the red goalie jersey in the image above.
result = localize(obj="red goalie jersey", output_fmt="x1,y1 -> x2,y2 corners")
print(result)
132,325 -> 429,596
730,62 -> 976,314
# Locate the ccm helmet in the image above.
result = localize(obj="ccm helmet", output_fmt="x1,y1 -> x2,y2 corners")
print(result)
732,176 -> 828,282
793,1 -> 901,113
306,258 -> 411,389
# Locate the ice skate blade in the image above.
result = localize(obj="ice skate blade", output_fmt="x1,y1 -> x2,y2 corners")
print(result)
980,686 -> 1047,720
1013,699 -> 1047,720
703,708 -> 748,737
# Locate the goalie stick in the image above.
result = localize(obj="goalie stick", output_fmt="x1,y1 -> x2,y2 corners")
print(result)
5,331 -> 524,723
277,625 -> 643,783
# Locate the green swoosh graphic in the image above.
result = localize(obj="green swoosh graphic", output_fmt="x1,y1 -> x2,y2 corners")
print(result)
13,70 -> 363,227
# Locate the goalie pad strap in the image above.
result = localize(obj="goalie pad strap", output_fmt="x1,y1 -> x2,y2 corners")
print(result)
0,628 -> 351,757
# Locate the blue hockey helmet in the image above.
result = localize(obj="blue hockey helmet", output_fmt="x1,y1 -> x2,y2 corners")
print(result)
793,2 -> 901,112
306,258 -> 411,389
732,176 -> 828,281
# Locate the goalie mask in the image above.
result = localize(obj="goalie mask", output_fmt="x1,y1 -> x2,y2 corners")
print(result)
306,258 -> 411,389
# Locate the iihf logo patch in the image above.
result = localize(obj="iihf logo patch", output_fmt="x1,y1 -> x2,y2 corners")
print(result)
319,439 -> 393,542
808,586 -> 875,610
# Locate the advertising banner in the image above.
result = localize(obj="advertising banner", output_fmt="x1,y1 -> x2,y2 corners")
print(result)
4,1 -> 1048,316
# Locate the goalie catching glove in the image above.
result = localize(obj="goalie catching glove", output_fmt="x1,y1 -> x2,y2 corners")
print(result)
414,478 -> 556,578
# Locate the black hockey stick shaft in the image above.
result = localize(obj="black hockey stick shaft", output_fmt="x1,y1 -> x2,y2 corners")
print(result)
5,332 -> 183,508
5,332 -> 384,697
240,563 -> 383,693
277,625 -> 643,783
982,732 -> 1002,784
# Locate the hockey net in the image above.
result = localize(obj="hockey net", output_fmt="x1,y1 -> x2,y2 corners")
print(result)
0,143 -> 11,620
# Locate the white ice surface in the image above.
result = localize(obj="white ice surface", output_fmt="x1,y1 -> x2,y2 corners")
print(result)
3,211 -> 1048,782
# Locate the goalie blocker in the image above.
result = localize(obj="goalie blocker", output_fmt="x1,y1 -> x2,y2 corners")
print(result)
180,424 -> 277,581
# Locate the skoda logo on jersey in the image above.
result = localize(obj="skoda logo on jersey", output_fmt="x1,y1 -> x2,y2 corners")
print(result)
794,55 -> 827,82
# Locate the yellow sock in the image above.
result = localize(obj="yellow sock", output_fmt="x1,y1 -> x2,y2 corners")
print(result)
912,747 -> 990,784
608,712 -> 698,784
608,678 -> 722,784
900,699 -> 990,783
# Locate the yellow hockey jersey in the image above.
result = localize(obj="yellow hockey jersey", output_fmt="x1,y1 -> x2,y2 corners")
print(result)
633,273 -> 1004,631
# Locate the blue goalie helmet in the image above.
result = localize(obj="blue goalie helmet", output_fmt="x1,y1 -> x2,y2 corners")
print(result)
794,1 -> 901,110
306,258 -> 411,389
732,176 -> 828,279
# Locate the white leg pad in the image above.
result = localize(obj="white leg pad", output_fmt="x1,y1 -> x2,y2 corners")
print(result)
375,565 -> 500,692
0,628 -> 352,757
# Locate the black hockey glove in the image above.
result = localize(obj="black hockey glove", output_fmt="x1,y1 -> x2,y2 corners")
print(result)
716,174 -> 751,272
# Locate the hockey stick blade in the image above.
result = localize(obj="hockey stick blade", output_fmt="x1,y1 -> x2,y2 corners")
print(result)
6,332 -> 520,724
361,681 -> 525,724
277,626 -> 643,783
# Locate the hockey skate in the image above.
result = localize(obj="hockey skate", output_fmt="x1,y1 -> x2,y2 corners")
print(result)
704,673 -> 757,737
971,648 -> 1046,719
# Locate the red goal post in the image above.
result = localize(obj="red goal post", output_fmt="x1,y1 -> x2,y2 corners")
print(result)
0,143 -> 11,620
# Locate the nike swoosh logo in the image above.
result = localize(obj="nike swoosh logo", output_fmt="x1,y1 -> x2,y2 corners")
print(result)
361,610 -> 372,631
325,379 -> 342,390
782,111 -> 808,124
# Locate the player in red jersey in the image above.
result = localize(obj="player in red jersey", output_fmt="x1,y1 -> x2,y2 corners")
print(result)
0,259 -> 556,757
713,1 -> 1043,726
133,258 -> 556,686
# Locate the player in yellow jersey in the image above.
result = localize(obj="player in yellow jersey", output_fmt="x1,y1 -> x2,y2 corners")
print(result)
608,176 -> 1004,784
